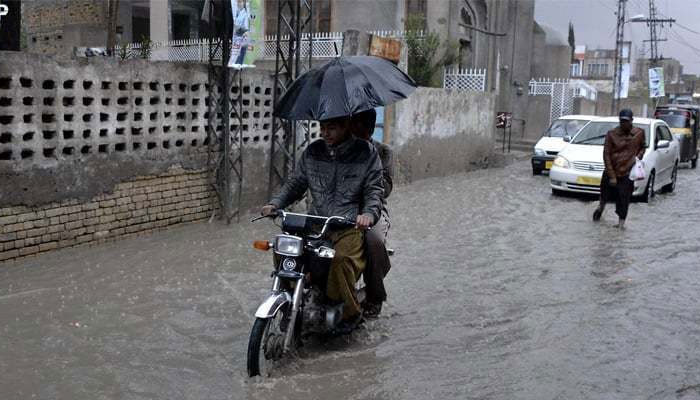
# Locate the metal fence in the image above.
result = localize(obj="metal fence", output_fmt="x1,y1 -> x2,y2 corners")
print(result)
124,30 -> 423,63
528,78 -> 598,100
443,68 -> 487,92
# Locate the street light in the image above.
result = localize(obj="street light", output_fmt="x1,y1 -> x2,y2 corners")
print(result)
628,14 -> 646,23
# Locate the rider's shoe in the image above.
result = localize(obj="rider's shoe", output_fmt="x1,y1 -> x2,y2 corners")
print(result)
362,301 -> 382,319
333,314 -> 363,335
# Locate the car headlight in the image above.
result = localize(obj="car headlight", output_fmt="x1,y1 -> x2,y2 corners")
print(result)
274,234 -> 303,257
553,156 -> 570,169
534,148 -> 546,156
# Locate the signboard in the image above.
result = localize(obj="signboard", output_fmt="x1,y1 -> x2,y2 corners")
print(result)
614,63 -> 630,99
649,67 -> 665,98
496,111 -> 512,128
369,35 -> 402,64
228,0 -> 261,69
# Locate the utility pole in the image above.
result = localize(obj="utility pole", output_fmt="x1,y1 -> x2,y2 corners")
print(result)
611,0 -> 626,115
643,0 -> 674,67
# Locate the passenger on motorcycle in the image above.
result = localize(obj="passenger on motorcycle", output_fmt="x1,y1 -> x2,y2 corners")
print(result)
261,115 -> 384,333
350,109 -> 393,318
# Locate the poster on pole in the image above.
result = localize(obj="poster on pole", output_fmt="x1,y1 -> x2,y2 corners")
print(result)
615,63 -> 630,99
649,67 -> 665,98
228,0 -> 262,69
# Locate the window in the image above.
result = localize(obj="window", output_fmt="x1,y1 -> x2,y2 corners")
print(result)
265,0 -> 331,35
586,63 -> 610,77
660,125 -> 673,142
406,0 -> 427,29
654,125 -> 671,146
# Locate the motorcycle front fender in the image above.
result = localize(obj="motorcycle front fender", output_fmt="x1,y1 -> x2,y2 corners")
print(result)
254,291 -> 292,319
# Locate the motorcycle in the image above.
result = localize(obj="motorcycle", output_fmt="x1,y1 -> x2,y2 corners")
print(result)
246,210 -> 383,377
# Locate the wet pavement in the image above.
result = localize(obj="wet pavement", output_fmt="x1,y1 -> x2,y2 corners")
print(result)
2,160 -> 700,400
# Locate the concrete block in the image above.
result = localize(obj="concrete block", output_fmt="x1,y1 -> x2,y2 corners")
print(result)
46,207 -> 66,218
0,215 -> 18,226
76,234 -> 93,244
39,242 -> 58,252
27,227 -> 48,238
48,224 -> 65,234
16,212 -> 38,223
99,215 -> 116,224
19,246 -> 40,256
100,200 -> 116,208
4,223 -> 24,233
0,249 -> 20,261
0,232 -> 17,242
83,202 -> 100,211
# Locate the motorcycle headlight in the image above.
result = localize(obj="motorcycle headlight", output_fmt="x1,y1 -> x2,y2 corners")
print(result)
553,156 -> 570,169
534,148 -> 546,156
274,235 -> 303,257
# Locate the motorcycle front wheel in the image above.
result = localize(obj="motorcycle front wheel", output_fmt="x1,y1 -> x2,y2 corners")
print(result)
246,310 -> 288,377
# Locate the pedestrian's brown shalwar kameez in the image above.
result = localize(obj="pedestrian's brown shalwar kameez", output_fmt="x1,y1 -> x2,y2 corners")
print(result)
600,126 -> 646,219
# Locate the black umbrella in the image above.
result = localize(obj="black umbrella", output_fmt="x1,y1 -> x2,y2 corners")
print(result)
273,56 -> 417,121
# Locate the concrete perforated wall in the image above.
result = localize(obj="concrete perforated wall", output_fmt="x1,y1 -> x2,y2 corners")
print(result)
0,52 -> 280,262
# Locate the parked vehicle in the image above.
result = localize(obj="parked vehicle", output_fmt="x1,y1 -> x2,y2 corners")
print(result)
531,115 -> 596,175
246,210 -> 390,377
549,117 -> 680,202
654,104 -> 699,168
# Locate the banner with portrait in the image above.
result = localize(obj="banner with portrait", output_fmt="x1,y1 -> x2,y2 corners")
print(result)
229,0 -> 262,68
649,67 -> 665,98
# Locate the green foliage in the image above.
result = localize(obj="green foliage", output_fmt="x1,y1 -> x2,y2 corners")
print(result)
117,42 -> 131,60
404,14 -> 459,87
116,35 -> 152,60
136,36 -> 153,60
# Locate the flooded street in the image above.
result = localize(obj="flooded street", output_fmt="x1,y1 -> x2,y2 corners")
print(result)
2,160 -> 700,399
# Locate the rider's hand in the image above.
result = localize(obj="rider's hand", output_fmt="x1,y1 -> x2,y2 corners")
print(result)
355,214 -> 373,230
261,204 -> 277,216
609,177 -> 617,187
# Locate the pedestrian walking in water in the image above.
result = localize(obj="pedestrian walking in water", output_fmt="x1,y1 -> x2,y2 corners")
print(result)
593,109 -> 646,228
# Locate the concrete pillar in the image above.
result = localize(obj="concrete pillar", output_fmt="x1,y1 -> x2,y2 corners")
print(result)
150,0 -> 171,59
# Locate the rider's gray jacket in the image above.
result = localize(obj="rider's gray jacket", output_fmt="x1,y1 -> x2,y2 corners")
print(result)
269,136 -> 385,224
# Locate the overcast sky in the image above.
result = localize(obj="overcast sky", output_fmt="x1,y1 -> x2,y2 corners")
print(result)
534,0 -> 700,75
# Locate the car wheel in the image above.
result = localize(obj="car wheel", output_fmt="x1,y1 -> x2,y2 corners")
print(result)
662,162 -> 678,193
551,188 -> 565,196
692,156 -> 698,169
533,168 -> 542,176
642,171 -> 655,203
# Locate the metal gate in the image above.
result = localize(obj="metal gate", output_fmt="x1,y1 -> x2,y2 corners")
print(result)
550,82 -> 574,123
528,79 -> 574,123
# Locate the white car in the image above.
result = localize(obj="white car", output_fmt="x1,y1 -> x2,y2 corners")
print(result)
550,117 -> 680,202
532,115 -> 596,175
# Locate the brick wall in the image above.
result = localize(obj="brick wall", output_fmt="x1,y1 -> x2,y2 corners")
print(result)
23,0 -> 107,57
0,166 -> 217,262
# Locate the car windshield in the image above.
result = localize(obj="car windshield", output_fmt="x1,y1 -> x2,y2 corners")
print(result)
571,121 -> 650,147
657,114 -> 690,128
545,119 -> 589,138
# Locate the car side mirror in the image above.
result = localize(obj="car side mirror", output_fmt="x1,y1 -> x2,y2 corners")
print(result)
563,136 -> 571,142
656,140 -> 670,149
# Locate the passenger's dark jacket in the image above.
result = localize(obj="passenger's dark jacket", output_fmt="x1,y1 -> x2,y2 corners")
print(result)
371,139 -> 394,199
269,137 -> 385,223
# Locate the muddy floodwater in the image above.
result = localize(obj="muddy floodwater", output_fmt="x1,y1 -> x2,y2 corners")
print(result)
2,160 -> 700,399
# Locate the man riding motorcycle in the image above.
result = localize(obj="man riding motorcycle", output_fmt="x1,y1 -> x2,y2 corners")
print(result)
350,109 -> 393,318
261,115 -> 384,333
